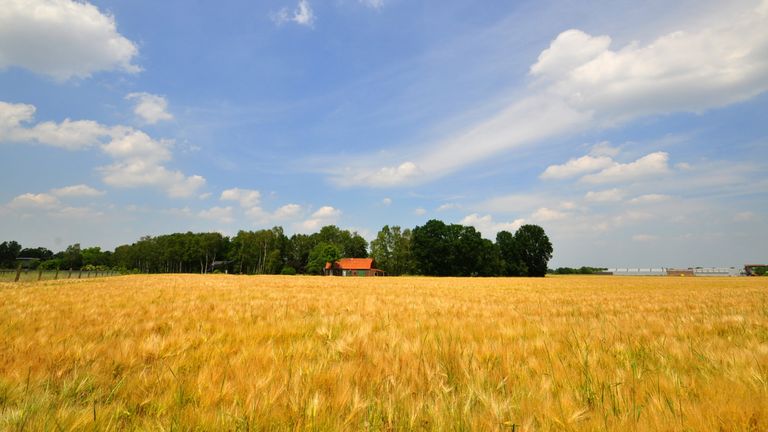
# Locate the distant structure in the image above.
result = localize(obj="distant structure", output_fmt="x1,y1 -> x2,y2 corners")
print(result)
604,267 -> 742,276
666,269 -> 695,277
324,258 -> 385,277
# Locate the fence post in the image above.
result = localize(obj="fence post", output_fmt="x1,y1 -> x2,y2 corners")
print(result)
54,268 -> 59,280
14,264 -> 22,282
78,269 -> 82,279
38,267 -> 43,281
68,268 -> 72,279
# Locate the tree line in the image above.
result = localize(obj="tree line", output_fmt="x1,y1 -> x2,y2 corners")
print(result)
0,220 -> 553,277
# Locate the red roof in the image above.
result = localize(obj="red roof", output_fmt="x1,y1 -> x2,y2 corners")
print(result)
327,258 -> 374,270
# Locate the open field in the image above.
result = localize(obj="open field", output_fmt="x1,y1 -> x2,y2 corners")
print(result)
1,275 -> 766,431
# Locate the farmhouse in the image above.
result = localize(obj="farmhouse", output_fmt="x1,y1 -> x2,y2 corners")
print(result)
324,258 -> 385,276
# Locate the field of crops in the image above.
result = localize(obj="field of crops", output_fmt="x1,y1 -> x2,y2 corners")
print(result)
1,275 -> 766,430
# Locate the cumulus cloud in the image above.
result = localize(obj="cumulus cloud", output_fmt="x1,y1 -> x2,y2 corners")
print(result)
298,205 -> 342,232
533,7 -> 768,123
459,213 -> 524,238
311,206 -> 341,219
246,203 -> 304,225
531,207 -> 567,221
585,188 -> 625,202
335,161 -> 421,188
50,184 -> 105,197
272,0 -> 315,27
99,129 -> 205,197
381,197 -> 392,206
220,188 -> 261,208
0,101 -> 110,150
629,194 -> 672,204
0,0 -> 139,80
100,160 -> 205,198
8,193 -> 60,209
274,203 -> 303,219
414,208 -> 427,216
734,211 -> 756,222
328,1 -> 768,187
1,100 -> 206,197
126,93 -> 173,124
198,206 -> 234,224
581,152 -> 670,184
540,155 -> 615,180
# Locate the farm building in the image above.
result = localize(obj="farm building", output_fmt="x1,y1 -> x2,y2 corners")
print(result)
605,267 -> 742,276
324,258 -> 385,277
667,269 -> 695,277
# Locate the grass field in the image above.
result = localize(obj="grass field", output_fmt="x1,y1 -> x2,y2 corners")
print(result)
1,275 -> 766,431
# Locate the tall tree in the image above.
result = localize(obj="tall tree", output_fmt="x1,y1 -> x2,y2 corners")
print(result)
513,224 -> 553,277
306,242 -> 341,275
496,231 -> 527,276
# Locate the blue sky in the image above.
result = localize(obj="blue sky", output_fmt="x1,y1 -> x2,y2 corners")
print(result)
1,0 -> 766,267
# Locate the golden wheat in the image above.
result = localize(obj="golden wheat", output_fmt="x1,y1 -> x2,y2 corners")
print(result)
0,275 -> 766,430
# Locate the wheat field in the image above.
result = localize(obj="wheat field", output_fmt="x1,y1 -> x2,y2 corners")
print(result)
1,275 -> 766,431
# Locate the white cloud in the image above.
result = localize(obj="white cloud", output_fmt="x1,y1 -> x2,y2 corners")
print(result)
734,211 -> 756,222
459,213 -> 524,238
126,93 -> 173,124
99,129 -> 205,197
589,141 -> 620,157
312,206 -> 341,219
381,197 -> 392,206
1,101 -> 205,197
629,194 -> 672,204
50,184 -> 105,197
581,152 -> 670,184
531,207 -> 567,221
530,29 -> 612,82
437,203 -> 460,211
327,1 -> 768,187
198,206 -> 234,224
0,0 -> 140,80
359,0 -> 385,9
297,205 -> 341,232
585,188 -> 624,202
274,203 -> 303,219
534,5 -> 768,123
414,208 -> 427,216
101,129 -> 172,163
272,0 -> 315,27
247,203 -> 304,225
100,160 -> 206,198
8,193 -> 60,209
0,101 -> 110,150
337,161 -> 421,188
632,234 -> 657,242
220,188 -> 261,208
540,155 -> 615,180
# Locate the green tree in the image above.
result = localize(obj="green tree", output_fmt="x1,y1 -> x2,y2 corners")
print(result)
0,241 -> 22,267
411,219 -> 452,276
513,224 -> 553,277
19,247 -> 53,260
306,242 -> 341,275
61,243 -> 83,270
496,231 -> 527,276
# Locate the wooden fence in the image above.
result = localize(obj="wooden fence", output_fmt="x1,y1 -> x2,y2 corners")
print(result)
0,267 -> 121,283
